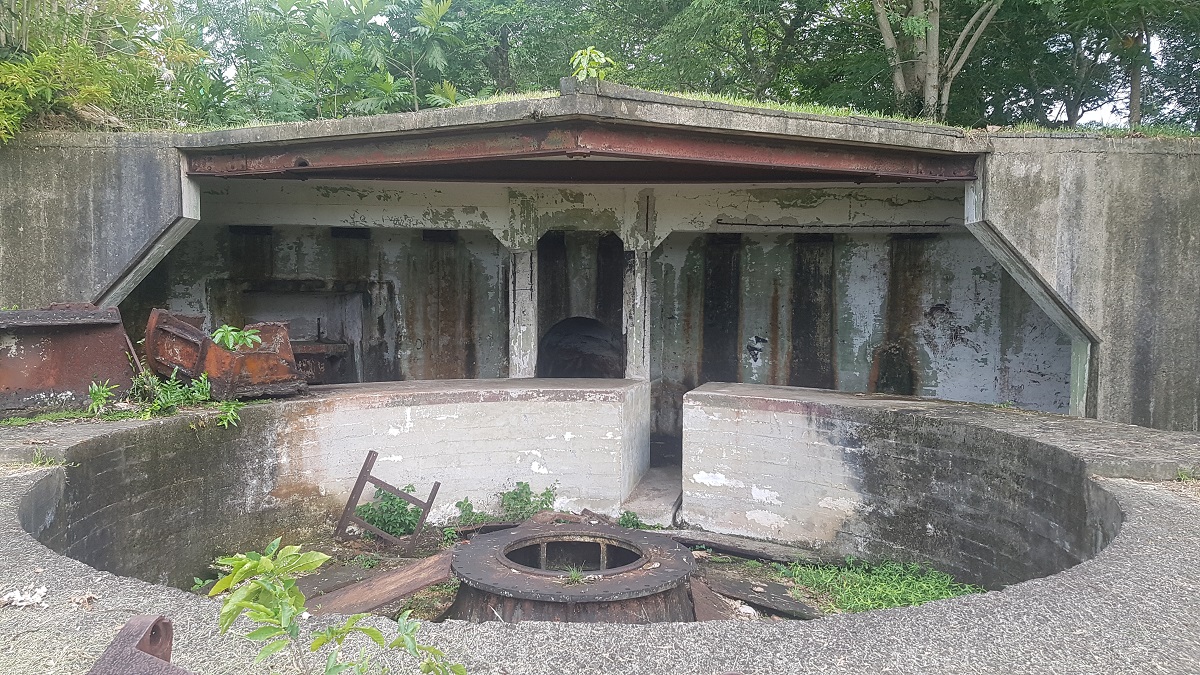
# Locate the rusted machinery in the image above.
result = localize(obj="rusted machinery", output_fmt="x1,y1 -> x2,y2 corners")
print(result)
447,521 -> 697,623
0,304 -> 135,415
143,308 -> 307,400
85,615 -> 193,674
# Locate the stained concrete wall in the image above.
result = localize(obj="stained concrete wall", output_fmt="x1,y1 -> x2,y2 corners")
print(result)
31,379 -> 649,587
0,134 -> 194,309
981,137 -> 1200,431
651,229 -> 1072,435
681,384 -> 1125,589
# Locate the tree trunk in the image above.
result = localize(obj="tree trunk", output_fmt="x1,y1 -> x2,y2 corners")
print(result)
922,0 -> 940,118
871,0 -> 910,106
1127,32 -> 1144,127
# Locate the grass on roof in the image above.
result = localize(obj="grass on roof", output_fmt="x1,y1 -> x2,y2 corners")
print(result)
650,90 -> 961,129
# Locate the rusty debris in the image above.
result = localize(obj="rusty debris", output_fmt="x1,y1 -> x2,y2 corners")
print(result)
142,308 -> 307,400
85,615 -> 193,675
0,304 -> 135,415
334,450 -> 440,555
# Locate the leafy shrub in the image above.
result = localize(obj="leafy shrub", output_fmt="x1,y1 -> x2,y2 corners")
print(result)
453,496 -> 493,526
209,538 -> 466,673
216,400 -> 245,428
617,510 -> 645,529
211,324 -> 262,350
498,481 -> 557,521
356,485 -> 422,538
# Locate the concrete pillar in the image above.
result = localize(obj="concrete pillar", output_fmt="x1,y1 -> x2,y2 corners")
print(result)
509,250 -> 538,377
624,249 -> 651,379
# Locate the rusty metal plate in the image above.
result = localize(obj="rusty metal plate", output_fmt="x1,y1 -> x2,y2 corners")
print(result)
0,304 -> 135,414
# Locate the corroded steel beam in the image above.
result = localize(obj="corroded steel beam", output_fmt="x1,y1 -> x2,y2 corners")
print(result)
186,122 -> 976,182
86,615 -> 193,674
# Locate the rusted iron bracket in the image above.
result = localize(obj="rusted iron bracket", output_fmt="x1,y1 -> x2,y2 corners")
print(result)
143,308 -> 307,400
86,615 -> 194,674
334,450 -> 440,555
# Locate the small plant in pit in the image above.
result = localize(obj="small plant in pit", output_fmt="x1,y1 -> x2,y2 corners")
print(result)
356,485 -> 422,538
617,510 -> 645,529
1177,468 -> 1197,482
211,324 -> 263,351
558,564 -> 591,586
441,527 -> 460,548
86,380 -> 119,415
498,481 -> 557,521
191,576 -> 215,592
209,537 -> 466,674
775,557 -> 983,613
351,553 -> 380,570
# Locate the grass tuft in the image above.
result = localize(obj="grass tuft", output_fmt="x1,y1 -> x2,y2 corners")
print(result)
776,558 -> 983,612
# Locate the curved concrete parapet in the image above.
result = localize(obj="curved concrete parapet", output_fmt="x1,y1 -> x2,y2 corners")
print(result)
681,384 -> 1158,588
1,382 -> 1199,673
17,379 -> 650,588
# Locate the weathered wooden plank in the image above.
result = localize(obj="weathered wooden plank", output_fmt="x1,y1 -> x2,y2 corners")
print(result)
657,530 -> 821,564
310,551 -> 452,616
702,572 -> 820,620
689,578 -> 736,622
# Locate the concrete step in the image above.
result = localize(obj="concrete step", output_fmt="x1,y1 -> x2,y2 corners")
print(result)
621,466 -> 682,527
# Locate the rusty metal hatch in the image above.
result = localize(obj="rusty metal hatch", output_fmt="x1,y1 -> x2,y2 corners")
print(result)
447,521 -> 697,623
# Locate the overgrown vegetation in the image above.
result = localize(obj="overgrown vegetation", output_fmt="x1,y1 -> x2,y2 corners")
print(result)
0,367 -> 247,429
452,481 -> 557,526
775,558 -> 983,613
4,0 -> 1200,141
356,485 -> 423,539
209,537 -> 466,674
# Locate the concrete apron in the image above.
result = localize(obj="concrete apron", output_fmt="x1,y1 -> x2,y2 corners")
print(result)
1,384 -> 1199,673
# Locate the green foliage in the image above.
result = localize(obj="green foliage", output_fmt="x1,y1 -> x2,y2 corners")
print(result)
453,496 -> 493,526
776,558 -> 983,613
569,46 -> 614,81
356,485 -> 422,538
1177,468 -> 1196,482
211,324 -> 263,350
209,538 -> 466,673
498,481 -> 556,521
617,511 -> 645,529
350,553 -> 380,569
0,409 -> 141,427
87,380 -> 120,415
217,400 -> 246,428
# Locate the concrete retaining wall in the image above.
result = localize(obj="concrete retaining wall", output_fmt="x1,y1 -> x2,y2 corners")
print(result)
25,379 -> 649,587
982,137 -> 1200,431
682,384 -> 1126,589
0,134 -> 193,308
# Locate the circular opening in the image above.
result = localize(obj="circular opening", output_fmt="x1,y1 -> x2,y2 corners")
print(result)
502,536 -> 645,576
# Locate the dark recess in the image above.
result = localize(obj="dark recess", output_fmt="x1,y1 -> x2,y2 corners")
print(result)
701,233 -> 742,384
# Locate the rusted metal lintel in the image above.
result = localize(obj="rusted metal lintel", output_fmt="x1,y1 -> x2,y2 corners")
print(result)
186,122 -> 977,181
86,615 -> 194,675
334,450 -> 440,555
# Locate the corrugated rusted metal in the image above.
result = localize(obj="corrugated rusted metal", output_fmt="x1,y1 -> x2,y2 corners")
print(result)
0,304 -> 134,414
